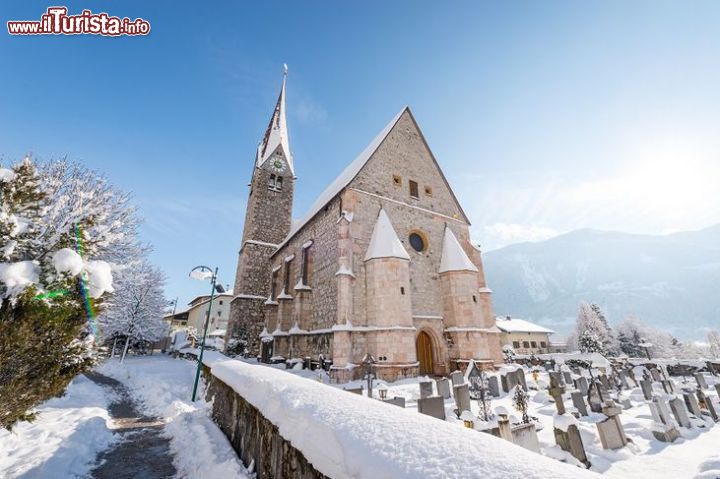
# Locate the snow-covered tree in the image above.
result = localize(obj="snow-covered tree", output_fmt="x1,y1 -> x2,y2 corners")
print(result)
0,156 -> 141,428
578,329 -> 604,354
512,384 -> 530,424
98,260 -> 168,362
502,344 -> 516,364
573,301 -> 616,355
706,330 -> 720,359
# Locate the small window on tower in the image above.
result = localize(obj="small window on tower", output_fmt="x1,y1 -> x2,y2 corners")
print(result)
268,174 -> 283,192
393,175 -> 402,186
409,180 -> 419,198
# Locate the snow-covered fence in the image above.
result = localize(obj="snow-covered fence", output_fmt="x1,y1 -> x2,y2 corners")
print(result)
203,358 -> 598,479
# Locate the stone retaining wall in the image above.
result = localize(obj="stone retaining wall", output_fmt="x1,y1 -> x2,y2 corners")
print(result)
206,371 -> 328,479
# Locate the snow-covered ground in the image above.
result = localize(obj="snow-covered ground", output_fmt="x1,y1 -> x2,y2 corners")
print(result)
336,367 -> 720,479
4,353 -> 719,479
96,356 -> 248,478
0,374 -> 116,478
0,356 -> 248,479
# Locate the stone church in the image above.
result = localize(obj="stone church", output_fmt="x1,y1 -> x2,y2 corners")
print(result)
227,70 -> 503,381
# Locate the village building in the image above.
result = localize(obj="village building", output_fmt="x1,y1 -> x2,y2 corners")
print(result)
227,70 -> 503,381
495,316 -> 555,355
166,292 -> 234,336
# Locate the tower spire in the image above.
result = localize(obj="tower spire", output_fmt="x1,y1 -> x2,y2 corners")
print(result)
256,64 -> 293,175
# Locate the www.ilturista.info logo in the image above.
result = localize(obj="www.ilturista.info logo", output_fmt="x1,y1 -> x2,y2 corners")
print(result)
7,7 -> 150,36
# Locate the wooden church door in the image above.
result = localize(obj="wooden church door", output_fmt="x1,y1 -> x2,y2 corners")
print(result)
416,331 -> 434,375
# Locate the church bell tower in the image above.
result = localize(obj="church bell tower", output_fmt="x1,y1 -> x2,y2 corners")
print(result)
226,66 -> 295,355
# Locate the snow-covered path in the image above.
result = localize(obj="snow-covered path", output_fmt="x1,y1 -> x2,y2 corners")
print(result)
0,356 -> 248,479
85,371 -> 176,479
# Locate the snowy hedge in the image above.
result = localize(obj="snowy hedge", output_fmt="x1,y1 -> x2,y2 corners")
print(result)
210,360 -> 598,479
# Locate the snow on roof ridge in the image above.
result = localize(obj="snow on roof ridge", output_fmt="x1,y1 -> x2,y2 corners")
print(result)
494,317 -> 555,334
364,209 -> 410,261
438,226 -> 478,273
273,107 -> 409,254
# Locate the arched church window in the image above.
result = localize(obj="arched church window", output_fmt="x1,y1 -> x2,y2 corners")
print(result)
408,230 -> 427,252
268,174 -> 283,192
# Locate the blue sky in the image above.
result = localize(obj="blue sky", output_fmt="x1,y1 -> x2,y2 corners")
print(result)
2,1 -> 720,307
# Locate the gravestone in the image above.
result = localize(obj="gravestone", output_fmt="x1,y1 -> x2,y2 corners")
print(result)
383,397 -> 406,408
436,378 -> 451,399
571,391 -> 589,416
650,368 -> 662,381
649,398 -> 680,442
419,380 -> 434,399
694,373 -> 708,390
626,367 -> 639,387
588,381 -> 604,413
516,369 -> 528,391
497,416 -> 514,442
684,392 -> 703,417
661,380 -> 674,394
487,376 -> 500,397
511,423 -> 541,453
574,376 -> 589,395
716,384 -> 720,398
596,401 -> 628,450
454,383 -> 472,413
618,370 -> 630,390
417,396 -> 446,420
563,371 -> 573,384
450,370 -> 464,386
639,379 -> 654,401
618,396 -> 632,409
345,386 -> 363,395
669,396 -> 692,428
501,369 -> 519,393
549,373 -> 566,415
554,423 -> 591,468
697,389 -> 718,422
599,374 -> 611,392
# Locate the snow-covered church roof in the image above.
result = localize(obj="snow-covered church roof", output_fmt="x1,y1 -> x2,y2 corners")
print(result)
274,107 -> 406,254
438,226 -> 478,273
364,209 -> 410,261
495,317 -> 555,334
255,65 -> 293,175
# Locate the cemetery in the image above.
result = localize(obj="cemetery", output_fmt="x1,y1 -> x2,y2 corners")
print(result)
203,350 -> 720,478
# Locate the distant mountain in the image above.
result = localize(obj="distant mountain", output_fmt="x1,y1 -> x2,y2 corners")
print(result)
482,225 -> 720,340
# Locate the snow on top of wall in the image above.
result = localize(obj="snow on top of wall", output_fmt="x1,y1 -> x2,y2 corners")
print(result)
274,107 -> 408,253
210,359 -> 597,479
494,317 -> 555,334
364,209 -> 410,261
439,226 -> 478,273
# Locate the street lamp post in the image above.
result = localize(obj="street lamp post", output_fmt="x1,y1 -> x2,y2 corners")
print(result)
189,265 -> 225,402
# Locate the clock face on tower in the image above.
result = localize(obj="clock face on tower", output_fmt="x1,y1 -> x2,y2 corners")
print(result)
272,156 -> 285,173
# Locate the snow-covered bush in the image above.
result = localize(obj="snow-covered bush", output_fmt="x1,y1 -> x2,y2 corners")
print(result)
0,156 -> 146,429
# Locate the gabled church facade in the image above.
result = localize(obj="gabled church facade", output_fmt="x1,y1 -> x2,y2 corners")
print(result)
227,70 -> 503,381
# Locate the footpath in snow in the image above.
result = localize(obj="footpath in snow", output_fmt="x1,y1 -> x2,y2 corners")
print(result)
0,356 -> 247,479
